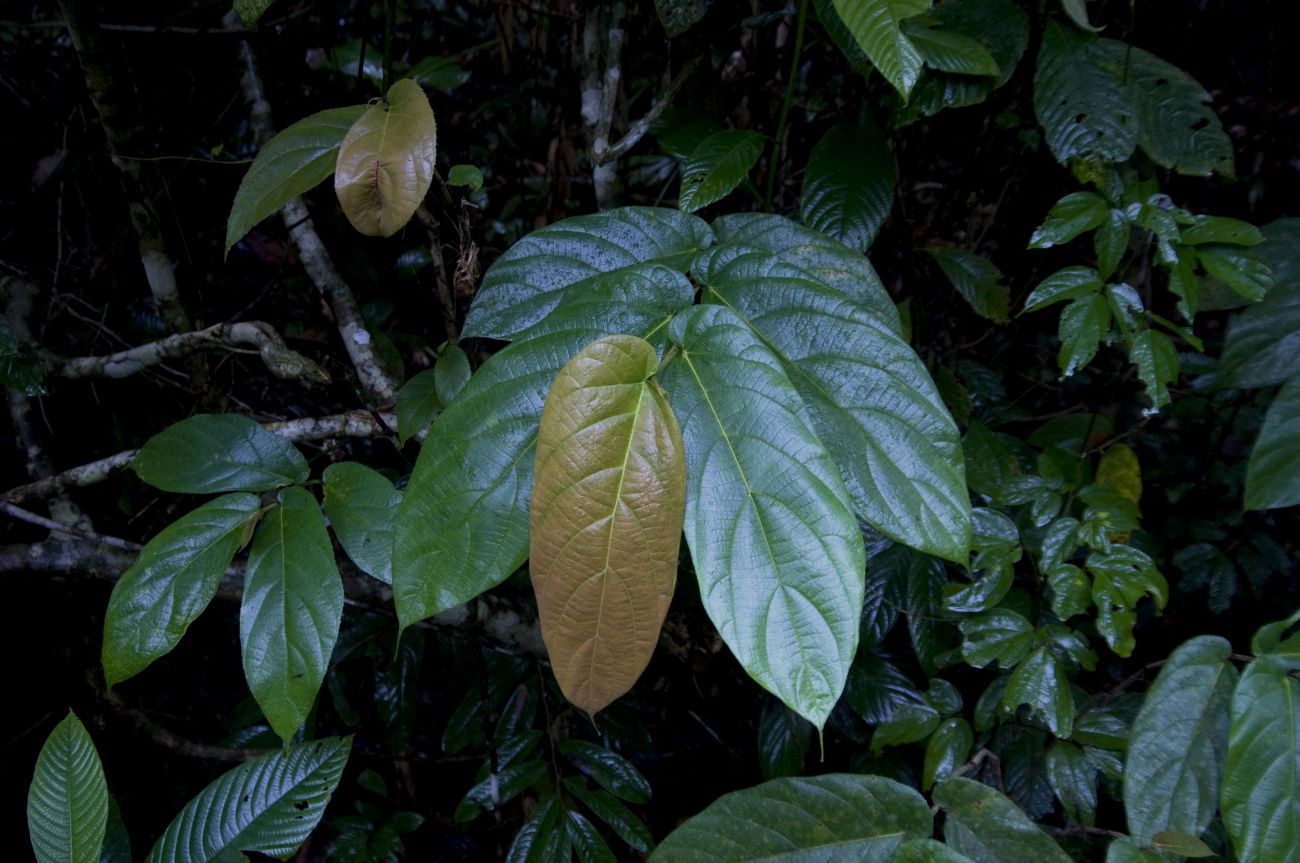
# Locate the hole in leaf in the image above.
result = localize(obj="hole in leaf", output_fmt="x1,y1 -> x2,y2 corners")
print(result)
294,800 -> 310,811
1074,113 -> 1087,123
1155,78 -> 1169,87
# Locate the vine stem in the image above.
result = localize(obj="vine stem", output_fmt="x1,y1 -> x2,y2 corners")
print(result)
764,0 -> 810,212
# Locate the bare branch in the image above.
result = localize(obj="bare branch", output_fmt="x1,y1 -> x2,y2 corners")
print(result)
0,502 -> 142,551
600,57 -> 701,163
50,321 -> 329,382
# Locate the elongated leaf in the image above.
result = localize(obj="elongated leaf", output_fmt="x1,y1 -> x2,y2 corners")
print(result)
925,718 -> 974,790
394,265 -> 694,629
103,493 -> 261,686
1223,655 -> 1300,863
241,487 -> 343,743
926,247 -> 1010,323
712,213 -> 899,332
1022,266 -> 1103,314
507,798 -> 569,863
334,78 -> 437,237
1125,635 -> 1236,845
697,245 -> 969,562
27,712 -> 108,863
1198,244 -> 1273,302
1106,837 -> 1166,863
1033,23 -> 1136,165
677,130 -> 765,213
1217,219 -> 1300,389
650,774 -> 931,862
1029,193 -> 1108,250
831,0 -> 928,98
935,777 -> 1071,863
567,810 -> 618,863
1045,741 -> 1097,825
322,462 -> 401,583
1058,293 -> 1110,376
1131,329 -> 1178,410
132,414 -> 308,494
143,737 -> 351,862
563,778 -> 654,853
225,106 -> 365,255
659,304 -> 865,728
464,207 -> 712,340
893,839 -> 977,862
1059,0 -> 1100,31
1245,374 -> 1300,511
530,335 -> 685,715
801,122 -> 895,252
1099,42 -> 1234,177
903,18 -> 999,76
557,740 -> 653,803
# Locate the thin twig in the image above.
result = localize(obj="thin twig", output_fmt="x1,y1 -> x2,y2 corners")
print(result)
0,502 -> 142,551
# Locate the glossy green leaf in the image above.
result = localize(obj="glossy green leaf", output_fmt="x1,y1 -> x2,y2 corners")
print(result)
960,609 -> 1033,669
712,213 -> 900,332
934,777 -> 1071,863
1100,42 -> 1234,178
892,839 -> 977,863
1095,210 -> 1130,280
1151,832 -> 1215,858
1180,215 -> 1263,246
1045,741 -> 1097,825
926,247 -> 1010,323
1131,329 -> 1178,410
241,487 -> 344,743
557,740 -> 652,804
446,163 -> 484,191
132,414 -> 308,494
1004,646 -> 1074,737
872,701 -> 941,752
463,207 -> 712,340
696,244 -> 970,562
658,304 -> 865,728
1216,219 -> 1300,389
224,106 -> 365,255
758,699 -> 812,780
677,130 -> 765,213
393,264 -> 693,629
1022,266 -> 1103,314
903,18 -> 999,76
233,0 -> 275,27
1058,0 -> 1100,31
1033,23 -> 1136,165
1223,655 -> 1300,863
396,370 -> 441,443
27,712 -> 108,863
563,778 -> 654,853
1057,293 -> 1110,376
507,797 -> 569,863
924,718 -> 974,790
1089,545 -> 1168,656
322,462 -> 401,583
334,78 -> 437,237
103,493 -> 261,686
1198,244 -> 1274,302
530,335 -> 685,715
567,810 -> 618,863
800,121 -> 895,252
830,0 -> 928,98
650,774 -> 932,862
435,344 -> 472,403
1105,838 -> 1165,863
1245,374 -> 1300,511
1029,193 -> 1108,250
142,737 -> 351,863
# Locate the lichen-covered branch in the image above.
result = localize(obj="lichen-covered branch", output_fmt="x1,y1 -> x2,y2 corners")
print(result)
237,39 -> 399,405
50,321 -> 329,382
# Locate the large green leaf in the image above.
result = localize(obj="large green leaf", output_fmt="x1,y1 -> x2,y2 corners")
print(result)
1245,374 -> 1300,511
334,78 -> 437,237
463,207 -> 712,340
103,493 -> 261,686
800,121 -> 895,253
530,335 -> 685,715
926,247 -> 1010,323
712,213 -> 900,332
27,712 -> 108,863
241,487 -> 343,743
132,414 -> 309,494
143,737 -> 351,863
224,106 -> 365,255
1124,635 -> 1236,845
649,774 -> 931,862
322,462 -> 401,583
696,244 -> 970,562
1216,219 -> 1300,390
677,130 -> 765,213
658,304 -> 865,728
831,0 -> 929,98
1223,655 -> 1300,863
1098,42 -> 1234,178
393,265 -> 694,629
1033,23 -> 1136,165
934,778 -> 1072,863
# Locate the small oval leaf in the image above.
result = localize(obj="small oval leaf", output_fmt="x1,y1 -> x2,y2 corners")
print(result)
322,461 -> 402,583
334,79 -> 437,237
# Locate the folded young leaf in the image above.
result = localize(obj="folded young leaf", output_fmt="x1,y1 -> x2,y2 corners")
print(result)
530,335 -> 685,715
334,78 -> 437,237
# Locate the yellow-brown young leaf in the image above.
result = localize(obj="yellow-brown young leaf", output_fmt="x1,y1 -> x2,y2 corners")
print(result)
529,335 -> 686,716
334,78 -> 437,237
